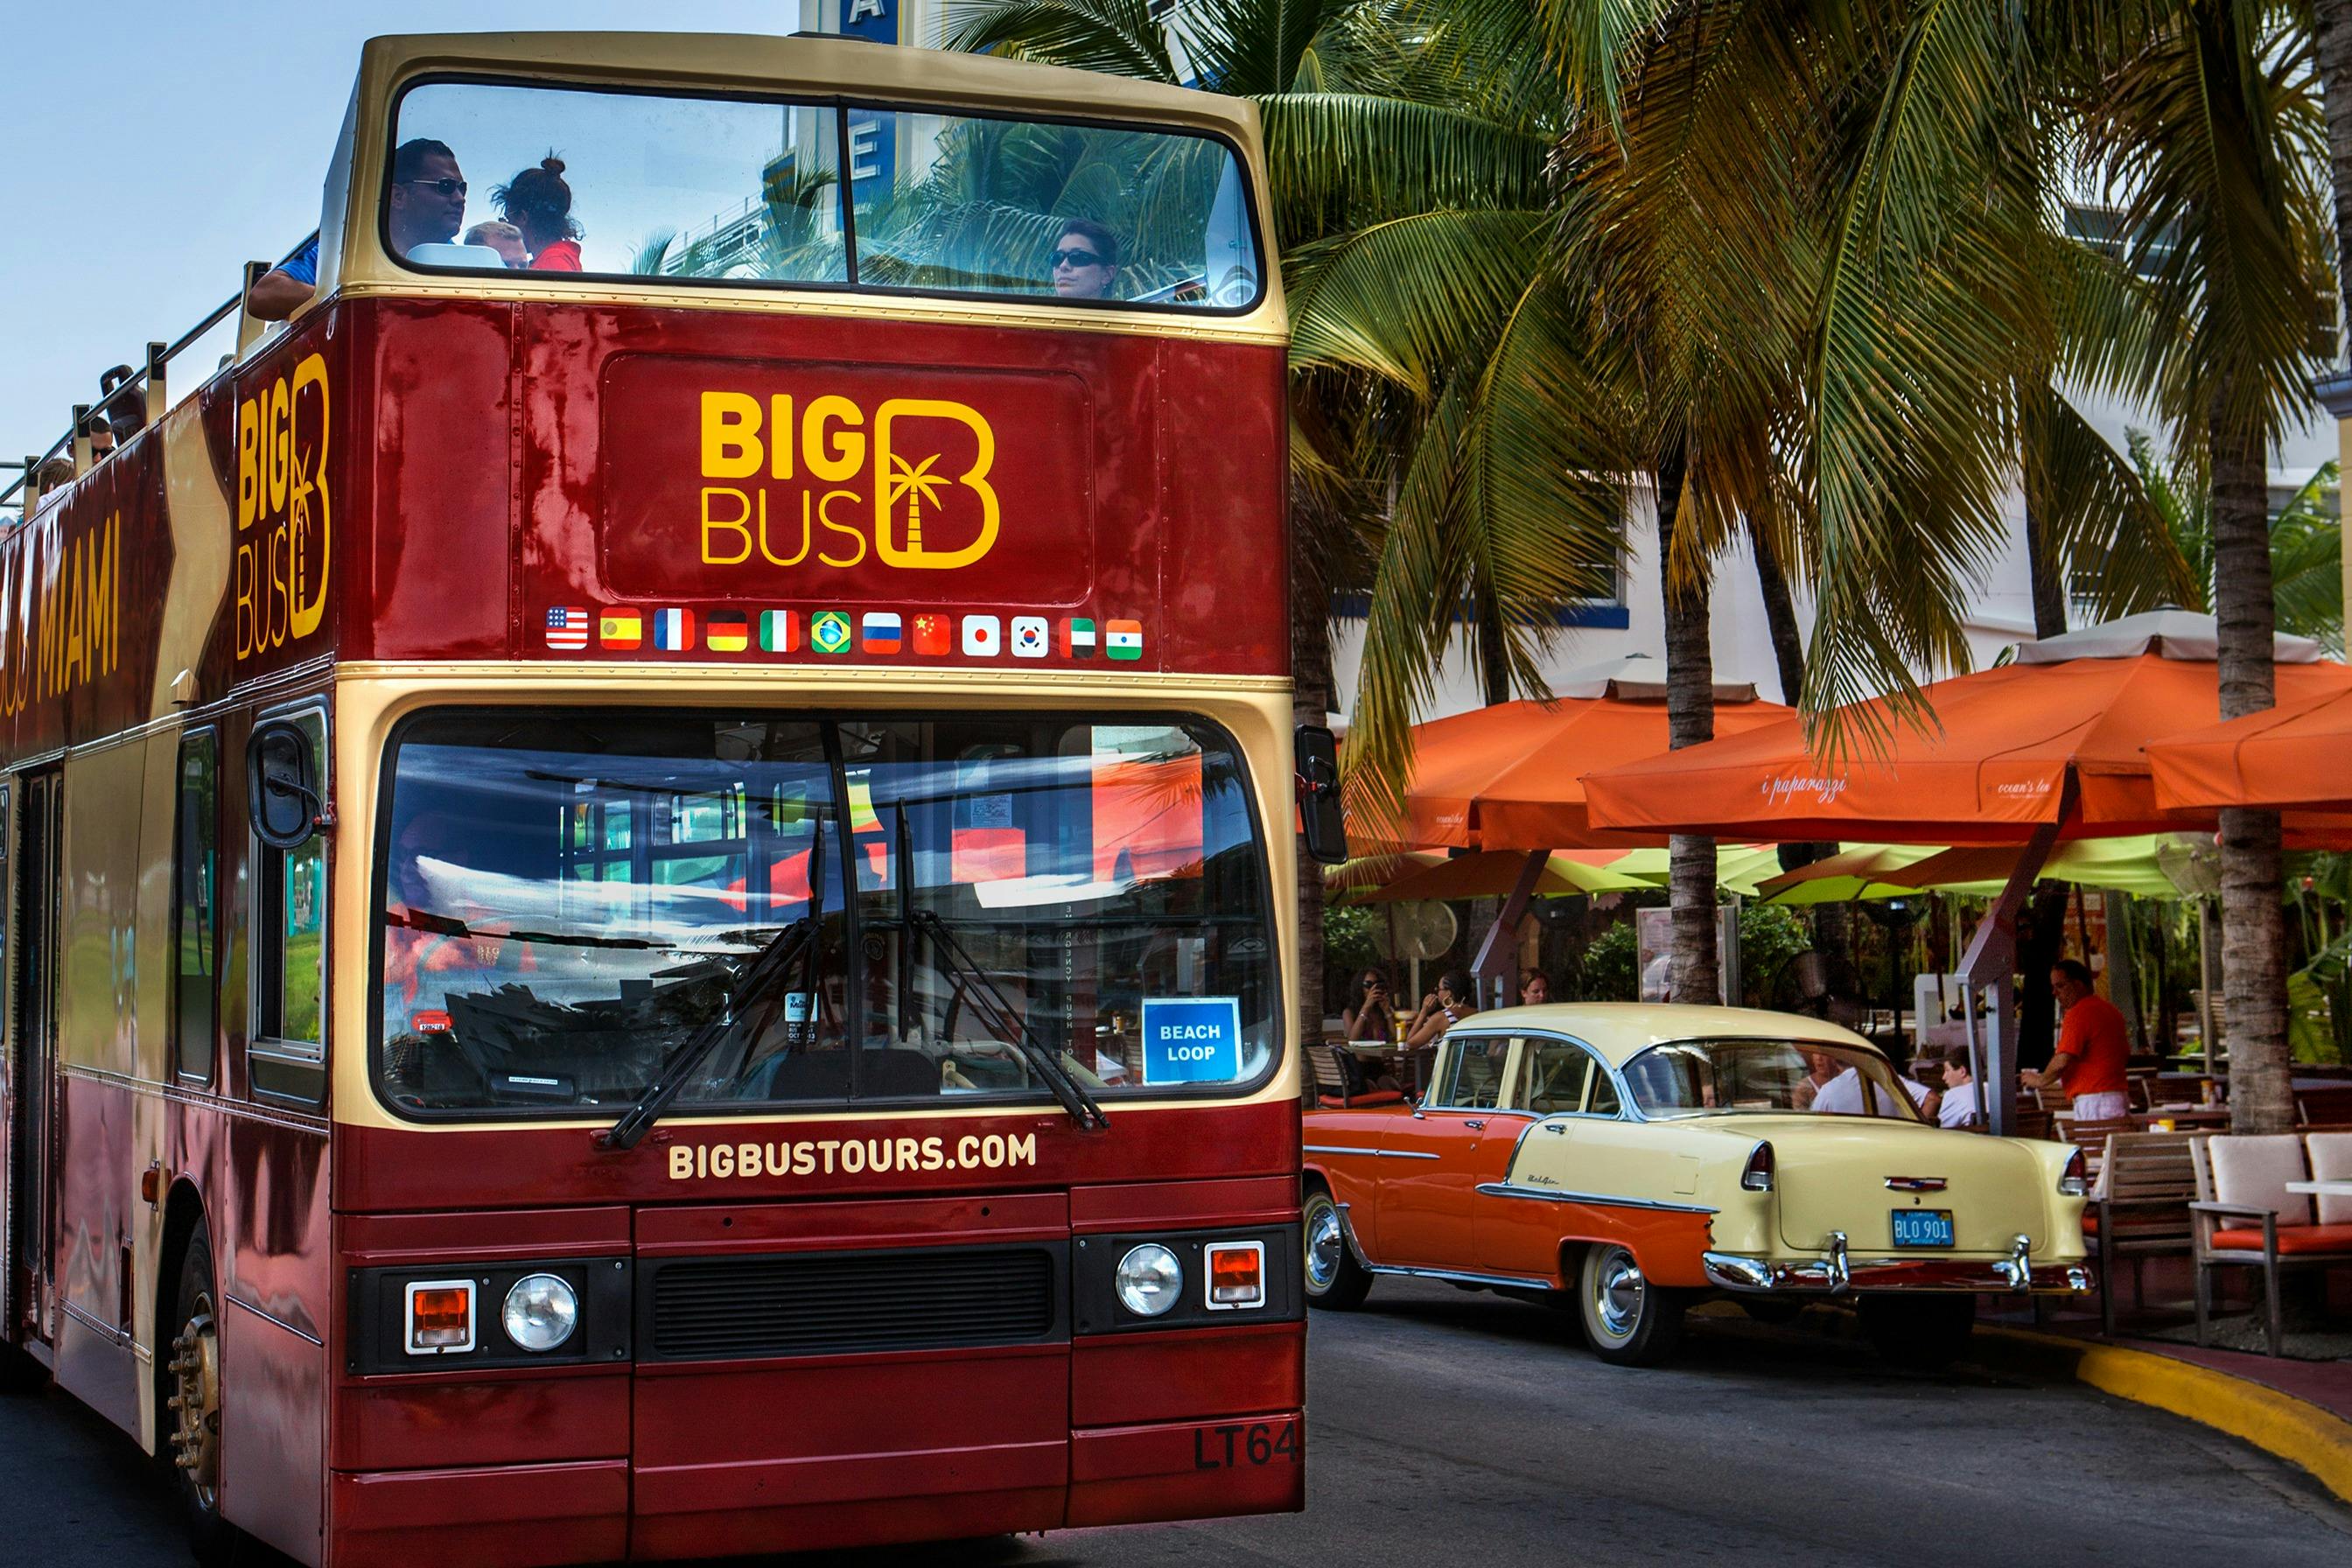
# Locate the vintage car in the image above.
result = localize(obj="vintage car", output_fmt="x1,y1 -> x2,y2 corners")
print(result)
1302,1004 -> 2091,1366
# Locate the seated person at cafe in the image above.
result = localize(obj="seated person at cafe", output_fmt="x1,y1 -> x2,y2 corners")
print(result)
1807,1051 -> 1931,1117
2021,958 -> 2130,1121
1343,967 -> 1396,1044
1403,968 -> 1476,1050
1937,1046 -> 1983,1129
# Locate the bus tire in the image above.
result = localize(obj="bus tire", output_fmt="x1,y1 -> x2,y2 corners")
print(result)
1302,1186 -> 1372,1311
0,1338 -> 49,1395
1577,1243 -> 1685,1367
164,1226 -> 240,1566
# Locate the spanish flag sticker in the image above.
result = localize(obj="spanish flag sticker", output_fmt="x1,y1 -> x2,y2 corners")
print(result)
600,610 -> 642,650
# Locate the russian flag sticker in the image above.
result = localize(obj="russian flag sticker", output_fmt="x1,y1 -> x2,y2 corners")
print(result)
862,612 -> 904,654
654,608 -> 696,650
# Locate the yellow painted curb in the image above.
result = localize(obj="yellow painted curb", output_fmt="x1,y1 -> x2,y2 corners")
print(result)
1983,1328 -> 2352,1506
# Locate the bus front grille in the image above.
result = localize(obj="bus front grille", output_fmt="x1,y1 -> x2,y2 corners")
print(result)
643,1244 -> 1062,1361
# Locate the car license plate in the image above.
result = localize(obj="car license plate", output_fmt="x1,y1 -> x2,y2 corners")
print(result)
1891,1208 -> 1954,1248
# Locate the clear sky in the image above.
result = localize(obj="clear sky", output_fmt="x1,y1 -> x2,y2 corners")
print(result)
0,2 -> 803,458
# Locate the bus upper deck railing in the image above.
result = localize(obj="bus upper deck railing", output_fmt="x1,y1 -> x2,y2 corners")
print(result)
1,234 -> 318,519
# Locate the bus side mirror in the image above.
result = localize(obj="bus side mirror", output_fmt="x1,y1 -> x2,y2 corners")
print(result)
1295,725 -> 1348,867
248,721 -> 322,850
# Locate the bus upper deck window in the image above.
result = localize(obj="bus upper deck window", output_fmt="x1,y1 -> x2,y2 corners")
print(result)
385,79 -> 1261,312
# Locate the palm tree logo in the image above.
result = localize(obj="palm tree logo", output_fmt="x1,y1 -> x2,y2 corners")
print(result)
883,451 -> 950,555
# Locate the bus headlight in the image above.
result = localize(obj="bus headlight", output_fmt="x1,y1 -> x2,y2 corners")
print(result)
501,1273 -> 579,1352
1114,1244 -> 1183,1317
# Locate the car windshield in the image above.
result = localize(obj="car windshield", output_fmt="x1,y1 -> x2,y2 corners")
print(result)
385,79 -> 1263,310
374,709 -> 1275,1116
1621,1039 -> 1924,1122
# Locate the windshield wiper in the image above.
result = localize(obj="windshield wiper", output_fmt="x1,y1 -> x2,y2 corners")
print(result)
598,915 -> 815,1151
910,909 -> 1110,1133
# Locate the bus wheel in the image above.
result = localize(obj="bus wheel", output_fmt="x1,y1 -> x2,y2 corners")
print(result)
1577,1244 -> 1685,1367
0,1339 -> 49,1394
166,1227 -> 236,1565
1302,1188 -> 1372,1310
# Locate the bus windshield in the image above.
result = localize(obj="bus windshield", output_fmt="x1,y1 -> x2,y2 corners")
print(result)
1620,1040 -> 1926,1121
374,708 -> 1276,1116
386,79 -> 1264,310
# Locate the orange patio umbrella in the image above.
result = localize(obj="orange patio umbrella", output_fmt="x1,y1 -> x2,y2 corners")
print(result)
2148,685 -> 2352,812
1396,655 -> 1793,850
1584,612 -> 2352,844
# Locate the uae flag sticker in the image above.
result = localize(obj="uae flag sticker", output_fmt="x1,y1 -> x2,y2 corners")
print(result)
1105,620 -> 1144,661
706,611 -> 750,652
760,610 -> 798,652
1063,617 -> 1097,657
654,608 -> 696,651
599,609 -> 643,650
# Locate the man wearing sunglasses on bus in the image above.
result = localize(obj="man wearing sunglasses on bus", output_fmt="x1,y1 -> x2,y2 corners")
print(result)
1047,218 -> 1121,301
388,137 -> 469,259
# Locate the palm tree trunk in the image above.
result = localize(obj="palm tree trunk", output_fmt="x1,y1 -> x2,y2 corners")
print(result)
2210,410 -> 2293,1133
2317,3 -> 2352,343
2024,494 -> 2068,640
1749,520 -> 1854,996
1292,504 -> 1336,1082
1657,446 -> 1719,1004
1472,584 -> 1513,707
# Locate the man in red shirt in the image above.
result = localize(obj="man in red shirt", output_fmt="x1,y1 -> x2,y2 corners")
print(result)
2023,959 -> 2131,1120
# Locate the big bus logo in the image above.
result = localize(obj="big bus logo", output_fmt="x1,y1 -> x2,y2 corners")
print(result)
697,390 -> 1000,573
234,353 -> 332,660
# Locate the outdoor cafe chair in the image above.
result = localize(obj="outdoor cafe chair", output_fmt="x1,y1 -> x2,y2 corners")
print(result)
2189,1131 -> 2352,1357
2088,1131 -> 2197,1339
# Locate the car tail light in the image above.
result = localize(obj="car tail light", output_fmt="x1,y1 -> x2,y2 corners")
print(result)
413,1009 -> 454,1034
1740,1141 -> 1775,1193
2058,1148 -> 2089,1197
405,1279 -> 476,1354
1204,1241 -> 1266,1310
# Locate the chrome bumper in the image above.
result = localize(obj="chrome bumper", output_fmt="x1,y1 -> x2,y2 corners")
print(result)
1703,1232 -> 2094,1296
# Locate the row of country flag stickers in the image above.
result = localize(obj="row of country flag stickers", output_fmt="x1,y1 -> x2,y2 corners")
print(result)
545,607 -> 1144,661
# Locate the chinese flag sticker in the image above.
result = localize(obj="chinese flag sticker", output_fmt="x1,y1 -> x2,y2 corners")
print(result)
912,612 -> 952,655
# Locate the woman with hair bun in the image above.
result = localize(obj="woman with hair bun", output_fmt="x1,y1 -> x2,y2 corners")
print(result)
494,154 -> 583,270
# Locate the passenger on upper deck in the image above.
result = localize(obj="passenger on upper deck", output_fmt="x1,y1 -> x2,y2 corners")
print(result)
388,138 -> 468,258
247,236 -> 318,322
463,221 -> 528,267
1048,218 -> 1120,300
494,156 -> 583,271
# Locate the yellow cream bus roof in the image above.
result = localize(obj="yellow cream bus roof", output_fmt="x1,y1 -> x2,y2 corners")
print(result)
307,32 -> 1284,342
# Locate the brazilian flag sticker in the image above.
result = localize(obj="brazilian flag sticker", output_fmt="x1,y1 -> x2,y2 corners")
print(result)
811,611 -> 853,655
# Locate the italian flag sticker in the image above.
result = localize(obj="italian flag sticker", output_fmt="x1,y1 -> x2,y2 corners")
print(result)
760,610 -> 798,652
1105,620 -> 1144,661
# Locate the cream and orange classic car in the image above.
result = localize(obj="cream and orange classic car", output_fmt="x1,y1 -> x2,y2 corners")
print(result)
1302,1004 -> 2091,1366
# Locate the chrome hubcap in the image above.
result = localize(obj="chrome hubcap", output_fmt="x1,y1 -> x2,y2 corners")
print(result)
1592,1249 -> 1645,1339
167,1299 -> 221,1508
1306,1204 -> 1344,1292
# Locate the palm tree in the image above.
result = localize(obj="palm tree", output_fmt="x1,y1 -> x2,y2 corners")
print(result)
2080,2 -> 2337,1131
2130,433 -> 2344,650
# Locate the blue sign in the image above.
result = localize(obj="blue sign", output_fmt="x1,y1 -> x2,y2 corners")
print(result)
837,0 -> 900,208
1139,997 -> 1242,1086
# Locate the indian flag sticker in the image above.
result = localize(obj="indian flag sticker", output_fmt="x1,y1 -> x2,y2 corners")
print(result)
1062,617 -> 1097,658
1105,620 -> 1144,661
654,608 -> 696,651
706,611 -> 750,653
760,610 -> 798,652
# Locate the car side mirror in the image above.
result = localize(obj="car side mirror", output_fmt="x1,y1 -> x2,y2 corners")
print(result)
247,719 -> 323,850
1294,724 -> 1348,866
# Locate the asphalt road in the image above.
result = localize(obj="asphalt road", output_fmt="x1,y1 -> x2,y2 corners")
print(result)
4,1282 -> 2347,1567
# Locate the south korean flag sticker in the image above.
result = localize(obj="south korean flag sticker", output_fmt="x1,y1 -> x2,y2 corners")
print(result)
1011,615 -> 1049,658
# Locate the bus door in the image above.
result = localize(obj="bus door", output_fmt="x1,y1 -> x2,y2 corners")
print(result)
7,773 -> 60,1348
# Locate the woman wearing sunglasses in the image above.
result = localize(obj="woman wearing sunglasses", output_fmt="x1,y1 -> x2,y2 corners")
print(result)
1047,217 -> 1121,300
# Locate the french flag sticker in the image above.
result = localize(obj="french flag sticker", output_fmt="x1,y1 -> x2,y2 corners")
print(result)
654,608 -> 696,651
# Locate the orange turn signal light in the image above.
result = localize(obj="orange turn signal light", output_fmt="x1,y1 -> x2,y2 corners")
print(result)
413,1010 -> 454,1034
1205,1242 -> 1265,1310
404,1280 -> 475,1354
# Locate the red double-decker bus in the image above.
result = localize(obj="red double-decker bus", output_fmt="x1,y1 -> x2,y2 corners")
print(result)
0,32 -> 1325,1565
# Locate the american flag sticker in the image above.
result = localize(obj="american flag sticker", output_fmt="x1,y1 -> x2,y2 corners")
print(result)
863,612 -> 904,654
544,606 -> 590,650
599,609 -> 642,649
760,610 -> 798,652
654,608 -> 696,651
1106,620 -> 1144,661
